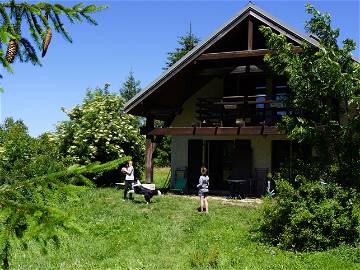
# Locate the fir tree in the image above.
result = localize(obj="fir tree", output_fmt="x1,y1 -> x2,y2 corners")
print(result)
0,2 -> 108,268
119,71 -> 142,102
152,24 -> 200,167
164,22 -> 200,69
0,1 -> 107,81
0,157 -> 130,269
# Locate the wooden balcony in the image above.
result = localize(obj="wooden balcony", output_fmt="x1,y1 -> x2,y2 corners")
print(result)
196,94 -> 288,127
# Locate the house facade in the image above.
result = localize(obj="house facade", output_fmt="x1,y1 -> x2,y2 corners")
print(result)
124,3 -> 319,195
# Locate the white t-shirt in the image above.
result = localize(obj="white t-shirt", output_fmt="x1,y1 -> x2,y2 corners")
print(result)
125,165 -> 134,180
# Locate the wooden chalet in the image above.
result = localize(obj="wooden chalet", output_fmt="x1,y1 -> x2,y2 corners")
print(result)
124,3 -> 321,196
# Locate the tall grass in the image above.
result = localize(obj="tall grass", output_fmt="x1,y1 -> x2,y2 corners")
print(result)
8,186 -> 360,270
153,167 -> 170,189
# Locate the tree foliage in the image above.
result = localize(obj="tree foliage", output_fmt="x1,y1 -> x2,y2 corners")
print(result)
0,156 -> 130,269
164,22 -> 200,69
120,71 -> 142,103
57,87 -> 145,185
0,118 -> 65,185
260,4 -> 360,188
0,117 -> 131,269
257,176 -> 360,251
153,24 -> 201,167
0,1 -> 107,80
257,5 -> 360,251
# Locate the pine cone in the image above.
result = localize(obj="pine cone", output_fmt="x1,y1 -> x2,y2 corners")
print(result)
42,28 -> 52,57
5,39 -> 18,63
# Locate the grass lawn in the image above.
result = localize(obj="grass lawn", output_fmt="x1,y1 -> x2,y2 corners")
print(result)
9,169 -> 360,269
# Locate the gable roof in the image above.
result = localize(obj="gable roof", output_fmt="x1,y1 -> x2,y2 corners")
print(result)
123,3 -> 326,115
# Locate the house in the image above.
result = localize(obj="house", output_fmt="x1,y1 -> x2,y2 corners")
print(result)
124,3 -> 319,195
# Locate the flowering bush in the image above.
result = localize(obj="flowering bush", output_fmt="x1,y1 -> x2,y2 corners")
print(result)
57,88 -> 145,185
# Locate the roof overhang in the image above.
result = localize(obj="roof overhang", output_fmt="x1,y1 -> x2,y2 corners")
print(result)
124,3 -> 357,117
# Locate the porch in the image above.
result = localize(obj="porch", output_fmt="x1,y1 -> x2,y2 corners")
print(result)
171,137 -> 293,197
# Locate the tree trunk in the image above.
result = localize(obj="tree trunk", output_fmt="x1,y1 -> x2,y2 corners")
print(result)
145,139 -> 156,184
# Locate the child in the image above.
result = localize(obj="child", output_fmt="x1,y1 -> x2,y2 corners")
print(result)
123,160 -> 134,200
197,166 -> 209,213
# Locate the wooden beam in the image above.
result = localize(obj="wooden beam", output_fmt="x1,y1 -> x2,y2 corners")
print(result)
148,127 -> 195,136
262,126 -> 285,135
197,47 -> 302,61
239,126 -> 263,135
145,117 -> 155,184
145,139 -> 156,184
195,127 -> 217,136
248,19 -> 253,50
197,49 -> 271,61
216,127 -> 239,135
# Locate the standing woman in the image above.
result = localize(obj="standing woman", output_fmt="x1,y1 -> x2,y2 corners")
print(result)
123,160 -> 135,200
197,166 -> 209,213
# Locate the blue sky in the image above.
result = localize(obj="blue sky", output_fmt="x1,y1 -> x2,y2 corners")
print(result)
1,0 -> 359,136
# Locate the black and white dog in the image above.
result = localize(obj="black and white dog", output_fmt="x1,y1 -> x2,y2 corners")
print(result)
128,180 -> 161,203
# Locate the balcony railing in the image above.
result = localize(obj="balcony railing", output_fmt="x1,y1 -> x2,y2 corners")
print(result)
196,94 -> 289,127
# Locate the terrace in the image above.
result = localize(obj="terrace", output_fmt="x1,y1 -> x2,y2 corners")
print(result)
196,93 -> 288,127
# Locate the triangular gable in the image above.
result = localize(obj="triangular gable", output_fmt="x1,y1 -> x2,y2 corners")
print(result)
124,3 -> 319,115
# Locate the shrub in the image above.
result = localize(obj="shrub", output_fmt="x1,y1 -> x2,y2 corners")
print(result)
57,87 -> 145,185
0,118 -> 65,185
256,176 -> 360,251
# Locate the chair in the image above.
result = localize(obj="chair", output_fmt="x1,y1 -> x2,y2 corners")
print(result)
253,168 -> 269,196
171,167 -> 187,193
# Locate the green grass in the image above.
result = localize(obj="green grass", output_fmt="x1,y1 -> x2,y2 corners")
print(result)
8,169 -> 360,269
153,167 -> 171,189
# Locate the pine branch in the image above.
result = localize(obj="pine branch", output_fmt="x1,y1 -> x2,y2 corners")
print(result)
51,11 -> 72,43
19,37 -> 40,65
24,11 -> 42,50
0,157 -> 130,268
0,1 -> 108,78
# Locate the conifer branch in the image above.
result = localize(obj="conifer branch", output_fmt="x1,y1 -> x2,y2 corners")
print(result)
0,1 -> 108,78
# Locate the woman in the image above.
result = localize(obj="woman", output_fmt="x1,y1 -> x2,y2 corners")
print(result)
123,160 -> 134,200
197,166 -> 209,213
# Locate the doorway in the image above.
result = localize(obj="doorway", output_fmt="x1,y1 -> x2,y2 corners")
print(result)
188,139 -> 252,192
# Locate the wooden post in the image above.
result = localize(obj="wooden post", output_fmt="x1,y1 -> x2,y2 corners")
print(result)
248,19 -> 253,50
145,117 -> 155,184
145,138 -> 156,184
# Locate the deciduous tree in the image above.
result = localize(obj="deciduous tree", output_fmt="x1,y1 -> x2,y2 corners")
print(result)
257,4 -> 360,251
261,4 -> 360,188
57,87 -> 145,185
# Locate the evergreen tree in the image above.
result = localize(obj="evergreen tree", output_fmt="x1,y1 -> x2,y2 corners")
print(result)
120,71 -> 142,102
0,1 -> 107,81
164,22 -> 200,69
153,24 -> 200,167
0,2 -> 107,268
